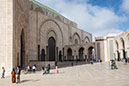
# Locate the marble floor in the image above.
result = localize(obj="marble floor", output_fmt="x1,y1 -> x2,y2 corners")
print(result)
0,62 -> 129,86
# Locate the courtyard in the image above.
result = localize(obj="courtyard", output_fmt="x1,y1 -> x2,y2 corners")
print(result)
0,62 -> 129,86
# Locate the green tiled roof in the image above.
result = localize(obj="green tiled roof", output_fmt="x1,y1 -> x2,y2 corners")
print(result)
29,0 -> 63,17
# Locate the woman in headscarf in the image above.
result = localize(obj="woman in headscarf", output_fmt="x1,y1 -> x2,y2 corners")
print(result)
11,68 -> 16,83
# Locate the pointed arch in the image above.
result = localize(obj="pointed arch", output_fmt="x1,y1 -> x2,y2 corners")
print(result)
73,32 -> 81,44
115,40 -> 119,50
84,36 -> 90,43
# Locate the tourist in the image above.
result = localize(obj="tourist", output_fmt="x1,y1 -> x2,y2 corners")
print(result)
112,60 -> 118,69
71,62 -> 73,66
11,68 -> 16,83
1,67 -> 5,79
16,66 -> 21,84
89,60 -> 92,64
26,65 -> 30,72
125,58 -> 127,64
123,58 -> 126,65
41,66 -> 45,75
56,66 -> 59,74
27,65 -> 32,73
43,64 -> 50,75
109,60 -> 113,70
32,65 -> 36,73
100,59 -> 102,64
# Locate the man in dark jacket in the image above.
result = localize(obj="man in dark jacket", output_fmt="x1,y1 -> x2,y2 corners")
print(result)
16,66 -> 21,84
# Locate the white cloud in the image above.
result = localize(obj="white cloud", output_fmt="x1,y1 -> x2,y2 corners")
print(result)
36,0 -> 126,39
121,0 -> 129,13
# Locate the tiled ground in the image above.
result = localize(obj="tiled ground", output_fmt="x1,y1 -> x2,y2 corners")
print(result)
0,62 -> 129,86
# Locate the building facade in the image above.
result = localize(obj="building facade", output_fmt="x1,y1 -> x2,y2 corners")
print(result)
95,34 -> 118,62
114,29 -> 129,61
95,29 -> 129,62
0,0 -> 94,75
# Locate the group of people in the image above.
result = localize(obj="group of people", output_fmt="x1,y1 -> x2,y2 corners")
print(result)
11,66 -> 21,84
42,64 -> 51,75
109,60 -> 118,70
26,64 -> 36,73
41,64 -> 59,75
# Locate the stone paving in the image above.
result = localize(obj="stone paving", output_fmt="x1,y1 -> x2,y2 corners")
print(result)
0,62 -> 129,86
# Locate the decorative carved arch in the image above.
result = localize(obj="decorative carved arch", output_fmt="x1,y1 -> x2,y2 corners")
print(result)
125,34 -> 129,47
34,7 -> 45,14
84,36 -> 90,43
120,37 -> 125,49
47,30 -> 57,41
39,19 -> 63,46
73,32 -> 81,44
115,40 -> 119,50
55,16 -> 62,21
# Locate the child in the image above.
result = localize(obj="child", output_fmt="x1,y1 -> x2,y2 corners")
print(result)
56,66 -> 59,74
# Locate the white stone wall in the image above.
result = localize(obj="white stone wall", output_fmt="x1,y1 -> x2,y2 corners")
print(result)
95,34 -> 121,62
0,0 -> 13,75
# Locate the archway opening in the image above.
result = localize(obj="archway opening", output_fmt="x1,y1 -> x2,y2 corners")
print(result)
59,50 -> 62,62
67,48 -> 72,61
48,37 -> 56,61
121,38 -> 126,59
41,49 -> 45,61
117,51 -> 120,61
79,47 -> 84,61
20,29 -> 25,68
88,47 -> 94,61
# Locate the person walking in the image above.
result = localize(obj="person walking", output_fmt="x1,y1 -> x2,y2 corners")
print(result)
32,65 -> 36,73
100,59 -> 102,64
41,66 -> 45,75
11,68 -> 16,83
123,58 -> 126,65
110,60 -> 113,70
56,66 -> 59,74
16,66 -> 21,84
1,67 -> 5,79
43,64 -> 51,75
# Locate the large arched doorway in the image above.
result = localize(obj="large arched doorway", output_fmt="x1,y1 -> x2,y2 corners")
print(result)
48,37 -> 56,61
41,49 -> 45,61
67,48 -> 72,60
59,50 -> 62,62
79,47 -> 84,61
20,29 -> 25,68
88,47 -> 94,60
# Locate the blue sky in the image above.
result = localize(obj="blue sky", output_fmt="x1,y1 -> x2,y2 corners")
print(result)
36,0 -> 129,37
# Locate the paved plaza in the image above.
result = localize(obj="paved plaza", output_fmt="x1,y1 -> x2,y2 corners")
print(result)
0,62 -> 129,86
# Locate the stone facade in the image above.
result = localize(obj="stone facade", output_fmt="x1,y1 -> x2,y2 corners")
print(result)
95,29 -> 129,62
114,29 -> 129,61
0,0 -> 94,74
95,34 -> 117,62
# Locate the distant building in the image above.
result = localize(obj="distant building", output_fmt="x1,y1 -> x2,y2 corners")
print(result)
95,34 -> 118,62
95,29 -> 129,62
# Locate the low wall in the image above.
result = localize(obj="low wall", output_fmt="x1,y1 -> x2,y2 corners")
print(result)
57,61 -> 89,68
29,61 -> 55,71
